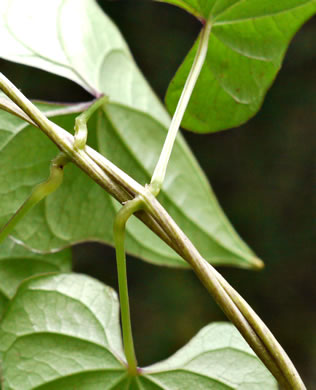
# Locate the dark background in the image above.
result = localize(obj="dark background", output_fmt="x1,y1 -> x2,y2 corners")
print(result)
0,1 -> 315,387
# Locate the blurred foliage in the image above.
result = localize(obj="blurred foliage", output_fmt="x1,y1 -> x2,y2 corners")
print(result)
0,0 -> 315,387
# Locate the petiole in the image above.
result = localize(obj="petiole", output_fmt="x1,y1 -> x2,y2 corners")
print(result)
150,19 -> 212,196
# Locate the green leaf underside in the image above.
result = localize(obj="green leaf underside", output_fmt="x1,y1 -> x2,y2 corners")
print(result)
0,0 -> 170,126
0,238 -> 71,318
0,101 -> 258,268
162,0 -> 316,132
0,273 -> 277,389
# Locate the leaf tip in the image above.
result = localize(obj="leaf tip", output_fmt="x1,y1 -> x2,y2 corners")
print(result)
251,256 -> 265,270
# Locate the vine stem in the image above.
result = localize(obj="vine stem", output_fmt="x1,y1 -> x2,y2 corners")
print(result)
150,20 -> 212,195
113,198 -> 144,375
0,73 -> 306,389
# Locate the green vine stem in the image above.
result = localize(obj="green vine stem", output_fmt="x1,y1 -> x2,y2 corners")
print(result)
150,20 -> 212,196
0,153 -> 69,244
113,197 -> 144,375
0,73 -> 306,389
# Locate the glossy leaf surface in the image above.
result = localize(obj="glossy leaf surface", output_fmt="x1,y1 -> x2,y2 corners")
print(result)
0,273 -> 276,389
0,0 -> 261,268
0,238 -> 71,318
163,0 -> 316,132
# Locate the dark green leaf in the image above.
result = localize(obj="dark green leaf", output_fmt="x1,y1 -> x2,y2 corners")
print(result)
0,273 -> 276,389
162,0 -> 316,132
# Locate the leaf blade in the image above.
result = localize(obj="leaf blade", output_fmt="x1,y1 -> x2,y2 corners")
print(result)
0,274 -> 126,390
142,322 -> 278,389
0,102 -> 260,268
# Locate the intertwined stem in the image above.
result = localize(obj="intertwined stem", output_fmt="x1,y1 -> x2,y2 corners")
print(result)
0,72 -> 306,389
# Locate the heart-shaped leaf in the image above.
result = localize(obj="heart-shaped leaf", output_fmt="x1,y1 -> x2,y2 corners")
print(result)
0,238 -> 71,318
162,0 -> 316,132
0,273 -> 277,389
0,100 -> 261,268
0,0 -> 262,269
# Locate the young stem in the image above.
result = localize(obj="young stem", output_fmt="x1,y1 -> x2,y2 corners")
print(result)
0,153 -> 69,244
150,20 -> 212,196
113,197 -> 144,375
74,95 -> 108,149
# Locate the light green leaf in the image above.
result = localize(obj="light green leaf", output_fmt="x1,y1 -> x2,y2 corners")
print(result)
0,273 -> 276,389
162,0 -> 316,132
0,238 -> 71,318
0,101 -> 260,268
0,0 -> 169,126
0,0 -> 261,268
0,274 -> 127,390
142,322 -> 278,389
